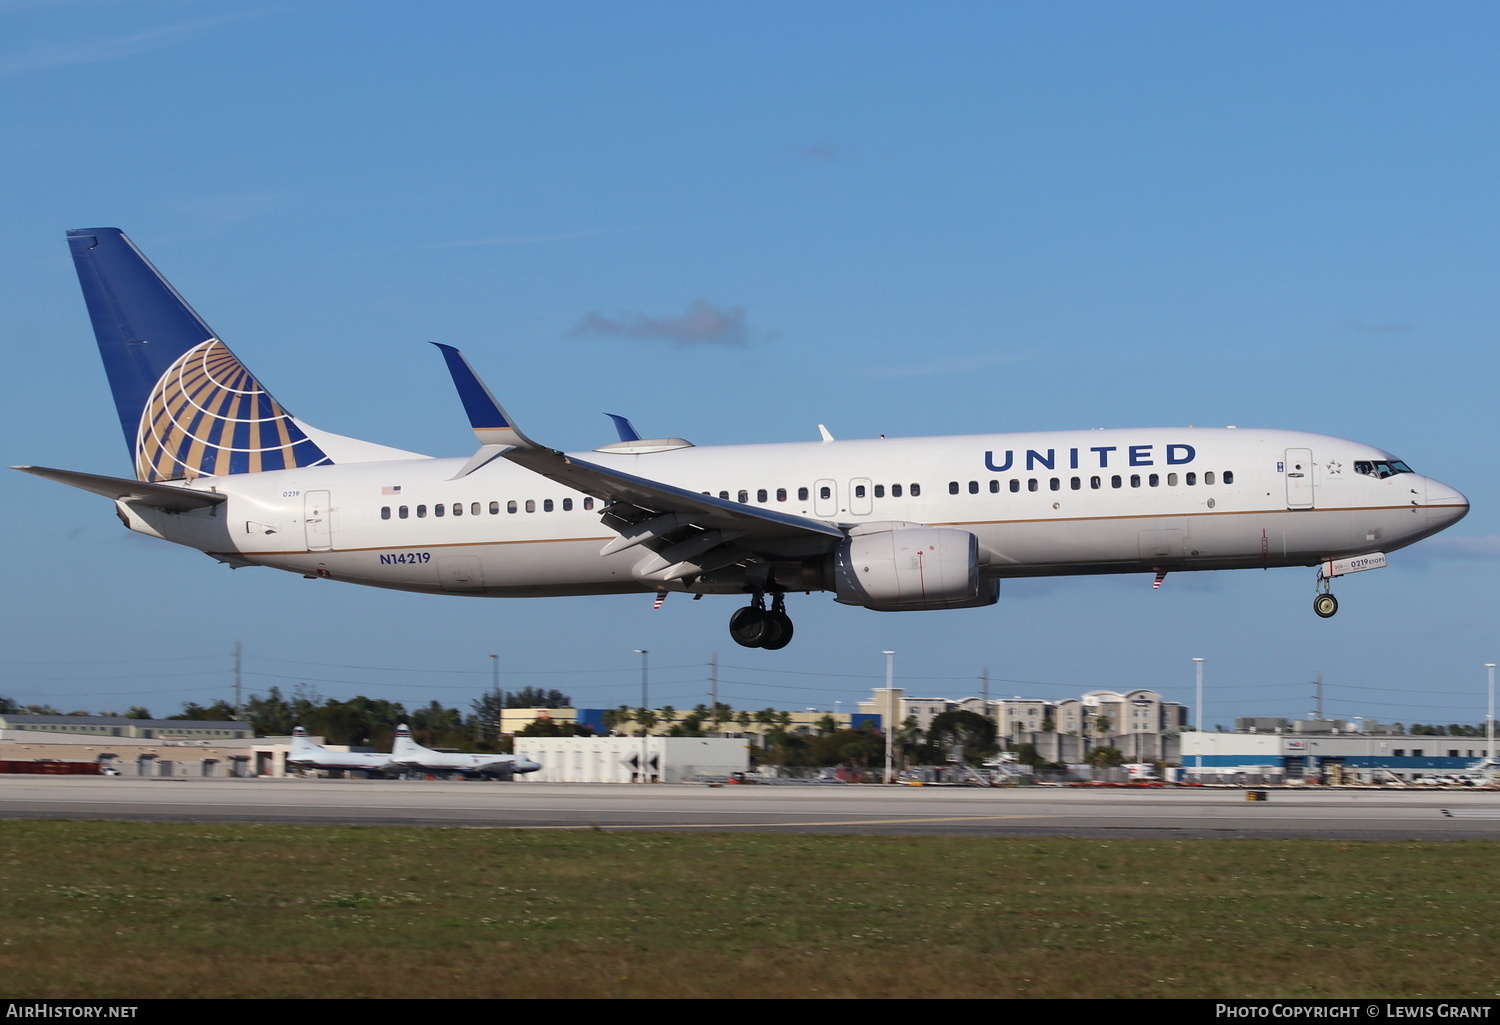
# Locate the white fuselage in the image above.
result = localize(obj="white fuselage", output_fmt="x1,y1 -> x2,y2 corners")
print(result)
117,427 -> 1468,598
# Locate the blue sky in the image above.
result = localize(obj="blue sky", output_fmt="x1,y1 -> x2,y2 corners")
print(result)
3,1 -> 1498,729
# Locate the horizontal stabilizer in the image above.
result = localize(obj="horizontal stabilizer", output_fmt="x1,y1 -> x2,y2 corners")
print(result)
13,465 -> 226,512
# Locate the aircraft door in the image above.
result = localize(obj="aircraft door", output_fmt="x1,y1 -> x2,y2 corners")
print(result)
305,490 -> 333,550
814,478 -> 838,518
1285,449 -> 1314,510
849,477 -> 873,516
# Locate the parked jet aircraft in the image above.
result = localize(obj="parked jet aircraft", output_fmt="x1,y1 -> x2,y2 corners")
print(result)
286,726 -> 394,775
391,724 -> 541,777
14,229 -> 1470,649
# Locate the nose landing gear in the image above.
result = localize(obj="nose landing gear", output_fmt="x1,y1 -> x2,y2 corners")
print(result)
729,592 -> 794,649
1313,574 -> 1338,618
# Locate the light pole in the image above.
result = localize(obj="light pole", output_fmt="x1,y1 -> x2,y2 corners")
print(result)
1486,664 -> 1496,768
634,649 -> 649,783
883,650 -> 896,783
1192,658 -> 1206,776
488,653 -> 500,741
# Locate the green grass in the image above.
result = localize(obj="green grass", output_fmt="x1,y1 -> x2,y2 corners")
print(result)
1,820 -> 1497,998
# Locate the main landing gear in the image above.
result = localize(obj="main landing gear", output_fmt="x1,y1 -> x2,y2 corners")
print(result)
729,593 -> 794,650
1313,574 -> 1339,619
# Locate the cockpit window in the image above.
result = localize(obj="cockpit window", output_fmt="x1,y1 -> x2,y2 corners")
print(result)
1354,459 -> 1412,479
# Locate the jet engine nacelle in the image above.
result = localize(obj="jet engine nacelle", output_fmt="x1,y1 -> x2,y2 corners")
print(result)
832,525 -> 995,611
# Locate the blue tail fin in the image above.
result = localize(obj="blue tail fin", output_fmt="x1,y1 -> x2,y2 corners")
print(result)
66,228 -> 331,482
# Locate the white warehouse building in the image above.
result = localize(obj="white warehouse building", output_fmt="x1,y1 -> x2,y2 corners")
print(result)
514,736 -> 749,783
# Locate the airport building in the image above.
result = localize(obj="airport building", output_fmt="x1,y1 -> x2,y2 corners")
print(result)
1181,719 -> 1496,783
0,714 -> 287,777
513,736 -> 749,783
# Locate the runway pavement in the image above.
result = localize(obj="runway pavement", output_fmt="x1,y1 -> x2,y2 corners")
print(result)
2,776 -> 1499,838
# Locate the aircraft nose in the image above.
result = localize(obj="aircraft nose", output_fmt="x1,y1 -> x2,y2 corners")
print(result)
1426,478 -> 1469,530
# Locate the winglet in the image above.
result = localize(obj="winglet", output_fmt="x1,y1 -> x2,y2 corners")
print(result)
432,343 -> 544,477
606,413 -> 642,443
818,424 -> 835,443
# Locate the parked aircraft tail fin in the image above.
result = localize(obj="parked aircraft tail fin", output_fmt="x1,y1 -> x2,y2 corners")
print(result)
391,723 -> 419,758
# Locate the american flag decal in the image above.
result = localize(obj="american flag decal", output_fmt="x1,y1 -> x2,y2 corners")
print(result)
382,485 -> 402,495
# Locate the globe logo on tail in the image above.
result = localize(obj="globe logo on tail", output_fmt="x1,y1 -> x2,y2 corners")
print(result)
135,339 -> 330,482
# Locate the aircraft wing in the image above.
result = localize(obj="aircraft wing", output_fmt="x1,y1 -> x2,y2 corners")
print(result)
13,465 -> 227,512
434,345 -> 845,577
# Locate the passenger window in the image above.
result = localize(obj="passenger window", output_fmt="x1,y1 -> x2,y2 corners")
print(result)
909,483 -> 920,497
891,484 -> 903,497
490,501 -> 500,514
1186,472 -> 1197,486
1111,475 -> 1122,488
526,499 -> 536,513
417,505 -> 427,518
1130,475 -> 1141,488
563,498 -> 573,511
1167,473 -> 1178,486
1028,479 -> 1038,492
452,503 -> 462,516
949,481 -> 959,495
777,488 -> 787,502
820,486 -> 832,500
544,499 -> 554,512
1149,474 -> 1159,487
758,489 -> 768,502
719,491 -> 730,500
471,502 -> 481,515
1090,476 -> 1101,489
1070,477 -> 1080,490
1050,478 -> 1060,491
798,487 -> 810,501
381,507 -> 390,520
874,485 -> 885,498
507,501 -> 517,514
1224,470 -> 1234,484
738,490 -> 748,503
989,480 -> 999,493
434,504 -> 445,517
399,506 -> 409,519
584,498 -> 594,511
1205,471 -> 1216,485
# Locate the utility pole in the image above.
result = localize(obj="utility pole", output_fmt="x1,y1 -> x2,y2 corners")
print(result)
1314,671 -> 1323,720
710,652 -> 718,733
234,642 -> 243,720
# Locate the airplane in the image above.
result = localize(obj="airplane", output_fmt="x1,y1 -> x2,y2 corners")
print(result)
286,725 -> 395,776
390,724 -> 541,777
13,228 -> 1471,651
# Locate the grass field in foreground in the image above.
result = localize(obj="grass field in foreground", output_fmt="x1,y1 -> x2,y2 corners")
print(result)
1,820 -> 1497,999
